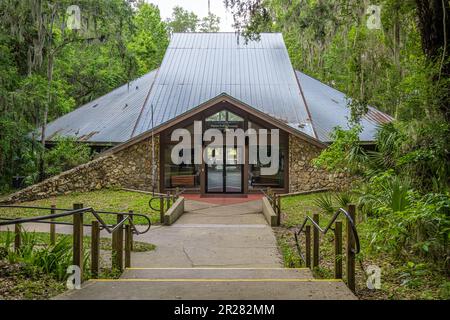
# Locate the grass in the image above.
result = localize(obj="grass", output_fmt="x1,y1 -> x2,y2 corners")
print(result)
0,188 -> 161,225
0,263 -> 66,300
0,229 -> 156,300
277,192 -> 450,300
0,231 -> 156,253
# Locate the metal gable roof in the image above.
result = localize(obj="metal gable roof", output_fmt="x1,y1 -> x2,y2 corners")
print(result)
295,71 -> 393,142
41,33 -> 393,145
43,70 -> 158,144
131,33 -> 315,138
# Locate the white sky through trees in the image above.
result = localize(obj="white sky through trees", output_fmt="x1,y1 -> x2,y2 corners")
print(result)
146,0 -> 235,32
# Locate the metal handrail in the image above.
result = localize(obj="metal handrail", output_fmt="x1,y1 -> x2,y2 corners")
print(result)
260,188 -> 281,212
148,188 -> 185,211
294,207 -> 360,264
0,205 -> 152,235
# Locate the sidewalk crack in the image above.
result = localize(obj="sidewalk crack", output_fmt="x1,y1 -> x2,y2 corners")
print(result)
182,247 -> 195,267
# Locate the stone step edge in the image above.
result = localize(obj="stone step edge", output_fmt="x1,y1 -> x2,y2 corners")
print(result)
124,267 -> 310,270
90,278 -> 343,283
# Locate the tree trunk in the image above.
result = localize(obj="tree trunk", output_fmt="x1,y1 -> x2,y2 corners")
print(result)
415,0 -> 450,121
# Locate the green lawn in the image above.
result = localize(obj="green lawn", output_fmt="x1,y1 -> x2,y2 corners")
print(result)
0,230 -> 156,252
0,230 -> 155,300
277,192 -> 450,300
0,189 -> 161,225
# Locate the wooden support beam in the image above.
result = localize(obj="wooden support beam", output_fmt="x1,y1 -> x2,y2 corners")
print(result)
166,192 -> 171,211
313,213 -> 320,268
125,224 -> 132,268
117,214 -> 124,270
91,220 -> 100,278
128,210 -> 134,251
50,205 -> 56,245
334,221 -> 343,279
14,222 -> 21,252
346,204 -> 356,292
112,214 -> 124,271
276,195 -> 281,226
72,203 -> 84,279
159,197 -> 165,223
305,225 -> 311,268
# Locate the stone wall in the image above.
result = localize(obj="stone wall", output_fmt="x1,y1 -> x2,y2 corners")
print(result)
288,135 -> 353,192
1,136 -> 160,203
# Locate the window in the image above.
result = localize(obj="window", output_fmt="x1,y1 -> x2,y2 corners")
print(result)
163,146 -> 200,189
206,110 -> 243,122
248,144 -> 286,190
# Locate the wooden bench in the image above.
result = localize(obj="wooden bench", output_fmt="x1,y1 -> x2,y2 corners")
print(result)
171,175 -> 196,187
252,176 -> 280,187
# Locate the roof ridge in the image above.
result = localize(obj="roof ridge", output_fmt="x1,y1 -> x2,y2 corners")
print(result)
130,68 -> 161,138
171,32 -> 282,34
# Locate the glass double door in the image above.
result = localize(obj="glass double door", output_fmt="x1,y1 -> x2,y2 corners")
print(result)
206,146 -> 243,193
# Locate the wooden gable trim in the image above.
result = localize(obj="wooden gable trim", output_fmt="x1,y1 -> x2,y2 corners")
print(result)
102,93 -> 326,156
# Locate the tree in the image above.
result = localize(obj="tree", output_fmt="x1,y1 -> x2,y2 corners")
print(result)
415,0 -> 450,121
0,0 -> 150,188
166,6 -> 199,33
128,3 -> 169,74
199,13 -> 221,32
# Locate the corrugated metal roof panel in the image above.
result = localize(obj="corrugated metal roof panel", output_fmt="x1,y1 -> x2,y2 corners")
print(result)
41,33 -> 393,144
43,70 -> 158,143
132,33 -> 314,137
296,71 -> 394,142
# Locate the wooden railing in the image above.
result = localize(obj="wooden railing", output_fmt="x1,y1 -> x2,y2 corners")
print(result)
261,187 -> 282,225
293,204 -> 360,292
261,188 -> 360,292
148,187 -> 184,223
0,204 -> 152,281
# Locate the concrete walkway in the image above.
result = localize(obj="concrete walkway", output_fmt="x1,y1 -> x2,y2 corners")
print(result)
0,199 -> 282,268
1,198 -> 356,299
131,199 -> 283,268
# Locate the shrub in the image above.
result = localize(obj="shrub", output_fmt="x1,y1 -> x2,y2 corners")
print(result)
44,137 -> 92,177
364,192 -> 450,271
1,229 -> 89,281
313,193 -> 335,214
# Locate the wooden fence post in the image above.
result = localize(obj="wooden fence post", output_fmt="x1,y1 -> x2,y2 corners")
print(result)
128,210 -> 134,251
159,197 -> 165,223
14,222 -> 21,252
166,192 -> 171,211
112,214 -> 124,271
91,220 -> 100,278
276,195 -> 281,226
72,203 -> 84,279
305,225 -> 311,268
50,205 -> 56,245
334,221 -> 343,279
125,224 -> 132,268
313,213 -> 320,268
346,204 -> 356,292
267,188 -> 272,207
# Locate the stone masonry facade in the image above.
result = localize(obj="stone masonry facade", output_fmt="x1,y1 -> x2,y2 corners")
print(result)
1,136 -> 160,203
1,133 -> 353,203
289,135 -> 353,192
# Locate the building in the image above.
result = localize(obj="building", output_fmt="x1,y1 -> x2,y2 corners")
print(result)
6,33 -> 393,202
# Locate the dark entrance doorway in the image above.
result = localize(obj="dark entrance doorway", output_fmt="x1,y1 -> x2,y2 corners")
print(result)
205,145 -> 243,193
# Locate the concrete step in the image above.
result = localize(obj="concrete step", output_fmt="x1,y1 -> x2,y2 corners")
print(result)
121,267 -> 314,279
55,268 -> 357,300
55,278 -> 356,300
